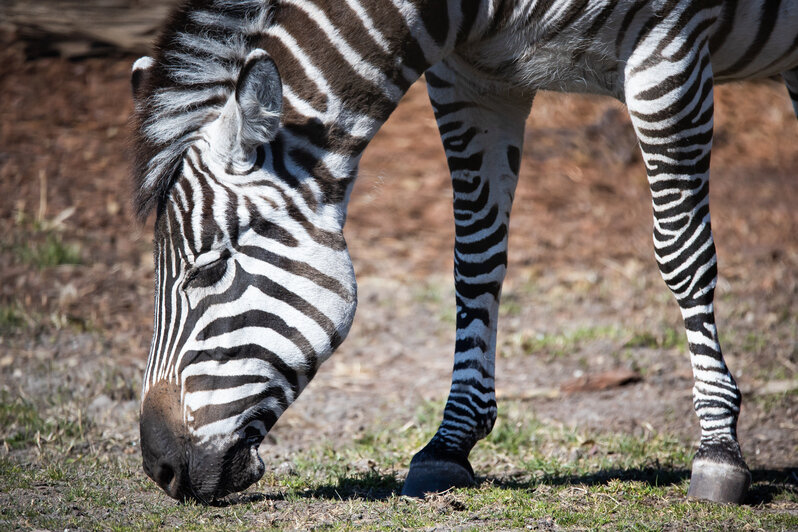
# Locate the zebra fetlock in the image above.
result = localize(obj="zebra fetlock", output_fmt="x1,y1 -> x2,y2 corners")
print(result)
131,0 -> 798,504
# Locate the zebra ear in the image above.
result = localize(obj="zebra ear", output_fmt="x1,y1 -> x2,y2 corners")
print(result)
131,56 -> 154,101
234,49 -> 282,150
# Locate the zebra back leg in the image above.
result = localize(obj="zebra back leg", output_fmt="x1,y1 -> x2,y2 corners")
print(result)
401,60 -> 533,497
782,69 -> 798,118
624,41 -> 750,504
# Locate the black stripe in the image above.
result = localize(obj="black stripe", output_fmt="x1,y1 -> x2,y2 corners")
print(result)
456,223 -> 507,256
506,145 -> 520,175
456,205 -> 499,238
178,343 -> 300,391
455,250 -> 507,278
248,204 -> 299,247
430,98 -> 475,120
447,152 -> 483,172
455,336 -> 488,353
715,0 -> 783,77
456,0 -> 480,44
443,127 -> 479,153
455,279 -> 501,300
184,373 -> 271,393
452,175 -> 481,195
422,1 -> 449,46
453,181 -> 490,212
456,298 -> 490,328
238,245 -> 352,301
191,385 -> 289,428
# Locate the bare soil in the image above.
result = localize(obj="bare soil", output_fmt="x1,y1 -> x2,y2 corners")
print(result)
0,23 -> 796,524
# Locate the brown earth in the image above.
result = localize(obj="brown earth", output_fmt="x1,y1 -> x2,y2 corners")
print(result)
0,22 -> 796,514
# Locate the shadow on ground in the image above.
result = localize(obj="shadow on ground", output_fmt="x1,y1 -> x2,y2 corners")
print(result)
213,470 -> 403,506
747,468 -> 798,505
215,466 -> 797,506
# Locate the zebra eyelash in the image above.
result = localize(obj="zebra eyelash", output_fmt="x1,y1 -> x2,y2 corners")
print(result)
182,250 -> 233,291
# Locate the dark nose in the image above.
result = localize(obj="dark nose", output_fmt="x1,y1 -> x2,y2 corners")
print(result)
140,401 -> 191,500
148,455 -> 187,499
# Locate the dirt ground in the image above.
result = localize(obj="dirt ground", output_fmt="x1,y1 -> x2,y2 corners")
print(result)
1,23 -> 796,526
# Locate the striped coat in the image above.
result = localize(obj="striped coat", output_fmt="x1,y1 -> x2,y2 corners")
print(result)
131,0 -> 798,503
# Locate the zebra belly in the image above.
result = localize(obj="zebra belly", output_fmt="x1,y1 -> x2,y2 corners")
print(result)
515,46 -> 623,96
457,30 -> 625,98
460,0 -> 798,96
710,0 -> 798,82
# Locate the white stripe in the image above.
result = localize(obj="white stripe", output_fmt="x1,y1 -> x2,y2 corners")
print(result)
388,0 -> 439,65
185,382 -> 269,411
192,396 -> 285,439
281,0 -> 402,102
186,326 -> 309,369
266,25 -> 342,115
343,0 -> 391,53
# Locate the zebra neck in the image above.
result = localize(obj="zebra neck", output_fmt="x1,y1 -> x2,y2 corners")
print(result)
258,0 -> 491,210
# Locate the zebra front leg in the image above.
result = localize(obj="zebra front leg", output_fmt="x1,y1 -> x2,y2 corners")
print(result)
625,43 -> 750,504
401,61 -> 532,497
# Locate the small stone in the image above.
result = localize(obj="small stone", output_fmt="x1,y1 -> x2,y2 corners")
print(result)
273,461 -> 295,477
87,394 -> 114,422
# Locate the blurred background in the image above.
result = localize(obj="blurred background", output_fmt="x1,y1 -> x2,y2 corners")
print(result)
0,1 -> 796,526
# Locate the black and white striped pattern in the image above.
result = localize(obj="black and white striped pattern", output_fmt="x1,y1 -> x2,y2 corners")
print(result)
132,0 -> 798,501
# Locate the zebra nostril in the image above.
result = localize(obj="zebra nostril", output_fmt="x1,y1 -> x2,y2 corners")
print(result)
156,461 -> 175,487
154,460 -> 187,499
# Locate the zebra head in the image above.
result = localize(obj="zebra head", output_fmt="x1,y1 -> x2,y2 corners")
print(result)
131,49 -> 357,501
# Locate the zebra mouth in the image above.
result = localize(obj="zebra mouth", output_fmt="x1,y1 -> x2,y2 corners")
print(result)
246,432 -> 266,479
244,443 -> 266,492
251,444 -> 265,472
246,431 -> 266,474
203,438 -> 266,502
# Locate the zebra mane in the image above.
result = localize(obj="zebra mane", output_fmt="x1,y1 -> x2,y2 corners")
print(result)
131,0 -> 276,221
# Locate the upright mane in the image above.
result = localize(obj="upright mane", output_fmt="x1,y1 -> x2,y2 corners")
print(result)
131,0 -> 275,220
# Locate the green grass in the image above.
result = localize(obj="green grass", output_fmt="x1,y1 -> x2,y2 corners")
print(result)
11,231 -> 82,269
504,325 -> 622,359
0,392 -> 83,449
0,399 -> 795,530
412,280 -> 456,325
499,294 -> 523,317
502,324 -> 688,360
624,327 -> 683,350
0,304 -> 96,336
2,213 -> 82,270
0,305 -> 26,335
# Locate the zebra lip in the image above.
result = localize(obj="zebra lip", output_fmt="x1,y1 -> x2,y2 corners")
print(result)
248,438 -> 265,462
249,445 -> 266,482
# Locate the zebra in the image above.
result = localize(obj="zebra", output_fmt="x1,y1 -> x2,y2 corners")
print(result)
131,0 -> 798,504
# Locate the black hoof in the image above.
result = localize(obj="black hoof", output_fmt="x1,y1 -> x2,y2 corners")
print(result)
688,459 -> 751,504
401,460 -> 475,498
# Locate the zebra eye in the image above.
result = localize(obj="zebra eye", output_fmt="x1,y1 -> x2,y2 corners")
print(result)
183,250 -> 231,290
243,425 -> 263,446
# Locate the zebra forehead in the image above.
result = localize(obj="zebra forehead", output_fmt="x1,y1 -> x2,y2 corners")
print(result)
131,0 -> 278,221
